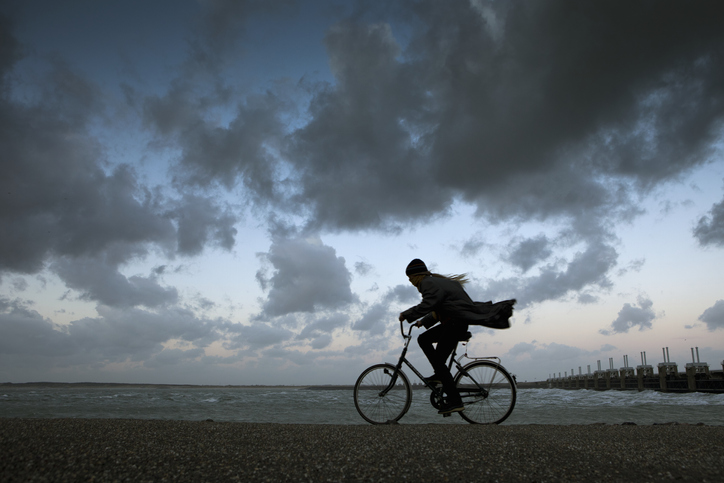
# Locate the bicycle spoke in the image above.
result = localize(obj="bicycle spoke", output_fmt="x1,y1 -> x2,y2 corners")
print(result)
455,361 -> 516,424
354,364 -> 412,424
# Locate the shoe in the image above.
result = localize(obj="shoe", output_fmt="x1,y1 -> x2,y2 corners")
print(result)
438,402 -> 464,415
424,374 -> 442,386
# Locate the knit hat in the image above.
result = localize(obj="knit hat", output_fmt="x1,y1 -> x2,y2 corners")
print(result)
405,259 -> 428,276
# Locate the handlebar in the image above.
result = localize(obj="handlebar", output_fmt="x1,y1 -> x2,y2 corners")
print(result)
399,318 -> 415,339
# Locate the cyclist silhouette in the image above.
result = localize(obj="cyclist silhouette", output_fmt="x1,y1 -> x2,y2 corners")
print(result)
398,259 -> 514,415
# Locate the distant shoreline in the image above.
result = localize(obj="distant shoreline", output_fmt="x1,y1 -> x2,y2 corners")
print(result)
1,381 -> 549,390
0,382 -> 310,389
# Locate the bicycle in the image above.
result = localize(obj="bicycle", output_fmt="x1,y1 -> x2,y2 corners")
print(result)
353,319 -> 517,424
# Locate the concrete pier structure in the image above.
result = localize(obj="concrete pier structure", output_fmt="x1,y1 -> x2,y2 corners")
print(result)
547,347 -> 724,393
636,351 -> 656,390
619,355 -> 636,389
685,347 -> 709,391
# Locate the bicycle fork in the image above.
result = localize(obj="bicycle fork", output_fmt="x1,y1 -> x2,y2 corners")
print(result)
379,366 -> 403,397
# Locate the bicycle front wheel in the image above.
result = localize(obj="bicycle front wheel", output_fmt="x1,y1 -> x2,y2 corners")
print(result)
455,361 -> 516,424
353,363 -> 412,424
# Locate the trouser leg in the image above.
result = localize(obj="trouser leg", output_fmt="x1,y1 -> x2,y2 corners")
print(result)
418,324 -> 467,405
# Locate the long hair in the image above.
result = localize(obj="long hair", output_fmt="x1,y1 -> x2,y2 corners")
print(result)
409,272 -> 470,287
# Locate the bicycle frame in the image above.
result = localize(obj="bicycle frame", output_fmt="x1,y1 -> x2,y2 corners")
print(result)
378,320 -> 490,399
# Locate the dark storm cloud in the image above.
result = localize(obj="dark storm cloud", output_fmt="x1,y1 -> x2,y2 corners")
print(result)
693,195 -> 724,247
286,20 -> 452,231
190,0 -> 296,73
0,60 -> 173,273
698,300 -> 724,331
140,1 -> 724,252
140,0 -> 298,206
272,1 -> 724,233
172,194 -> 238,255
255,236 -> 357,318
600,296 -> 657,335
0,14 -> 22,85
155,0 -> 724,311
0,16 -> 242,308
142,82 -> 290,206
3,0 -> 724,369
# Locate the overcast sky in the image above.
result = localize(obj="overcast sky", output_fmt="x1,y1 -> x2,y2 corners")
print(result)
2,0 -> 724,385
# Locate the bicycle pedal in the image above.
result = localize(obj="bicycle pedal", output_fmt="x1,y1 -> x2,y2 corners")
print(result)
442,413 -> 451,418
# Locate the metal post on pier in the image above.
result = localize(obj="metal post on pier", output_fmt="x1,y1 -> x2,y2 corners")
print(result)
605,357 -> 616,389
685,347 -> 710,391
658,347 -> 678,392
594,360 -> 604,390
636,351 -> 653,391
586,364 -> 592,389
620,355 -> 634,389
577,366 -> 582,389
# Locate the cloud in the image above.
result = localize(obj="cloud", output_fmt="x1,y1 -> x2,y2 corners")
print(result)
0,63 -> 175,274
0,298 -> 222,367
0,14 -> 22,81
226,322 -> 293,351
352,283 -> 425,335
278,1 -> 724,234
354,261 -> 373,276
171,194 -> 238,256
3,1 -> 724,383
284,20 -> 453,232
185,1 -> 724,307
351,302 -> 389,335
255,236 -> 357,318
480,239 -> 618,307
458,236 -> 486,258
507,235 -> 552,272
0,21 -> 240,308
296,313 -> 348,349
600,296 -> 658,335
51,256 -> 178,309
693,195 -> 724,247
189,0 -> 296,73
507,342 -> 537,358
43,0 -> 722,309
143,347 -> 206,368
152,91 -> 290,203
698,300 -> 724,331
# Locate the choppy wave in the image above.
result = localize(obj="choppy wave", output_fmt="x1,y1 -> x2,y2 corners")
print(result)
1,386 -> 723,425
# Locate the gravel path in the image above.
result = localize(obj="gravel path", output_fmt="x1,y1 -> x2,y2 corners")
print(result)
1,419 -> 722,482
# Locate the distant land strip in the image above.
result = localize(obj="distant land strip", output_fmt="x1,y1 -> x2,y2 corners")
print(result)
1,381 -> 549,390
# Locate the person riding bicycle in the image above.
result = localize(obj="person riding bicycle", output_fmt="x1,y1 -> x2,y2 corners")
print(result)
398,258 -> 515,415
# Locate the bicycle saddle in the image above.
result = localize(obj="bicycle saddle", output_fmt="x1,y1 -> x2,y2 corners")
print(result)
460,331 -> 472,342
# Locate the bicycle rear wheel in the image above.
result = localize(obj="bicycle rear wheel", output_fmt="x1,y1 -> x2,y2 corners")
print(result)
455,360 -> 516,424
353,363 -> 412,424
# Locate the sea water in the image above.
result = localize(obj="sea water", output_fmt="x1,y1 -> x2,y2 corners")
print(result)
1,386 -> 723,425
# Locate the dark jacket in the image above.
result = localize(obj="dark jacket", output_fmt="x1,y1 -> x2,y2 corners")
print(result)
400,275 -> 515,330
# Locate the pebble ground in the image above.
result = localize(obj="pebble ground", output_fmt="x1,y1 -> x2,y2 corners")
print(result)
1,418 -> 722,482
